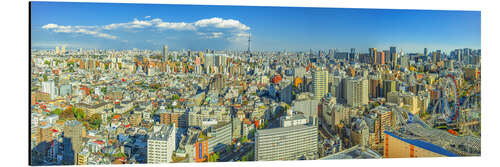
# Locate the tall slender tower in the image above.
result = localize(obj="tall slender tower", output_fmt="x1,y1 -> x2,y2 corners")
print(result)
247,34 -> 251,54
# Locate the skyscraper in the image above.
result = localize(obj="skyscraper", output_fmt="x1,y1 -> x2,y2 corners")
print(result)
432,52 -> 438,63
162,45 -> 168,62
424,48 -> 428,57
400,55 -> 409,69
390,46 -> 397,68
369,48 -> 377,64
345,77 -> 369,107
383,80 -> 397,98
312,68 -> 329,100
349,48 -> 357,61
383,50 -> 391,64
204,54 -> 214,73
377,52 -> 385,65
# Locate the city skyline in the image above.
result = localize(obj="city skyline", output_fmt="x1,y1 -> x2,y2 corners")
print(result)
31,2 -> 480,52
30,2 -> 482,165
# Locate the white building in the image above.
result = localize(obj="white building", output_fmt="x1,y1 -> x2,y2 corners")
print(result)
280,110 -> 307,128
147,124 -> 177,164
345,77 -> 368,107
312,68 -> 329,100
42,80 -> 56,99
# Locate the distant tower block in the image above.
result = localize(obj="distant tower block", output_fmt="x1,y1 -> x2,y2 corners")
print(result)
162,45 -> 168,61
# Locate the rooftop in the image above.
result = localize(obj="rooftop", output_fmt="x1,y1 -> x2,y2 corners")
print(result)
320,145 -> 382,160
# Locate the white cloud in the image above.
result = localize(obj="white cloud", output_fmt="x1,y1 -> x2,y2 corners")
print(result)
194,17 -> 250,31
41,23 -> 58,29
197,32 -> 225,39
41,23 -> 117,40
156,21 -> 196,31
41,17 -> 250,43
102,18 -> 153,30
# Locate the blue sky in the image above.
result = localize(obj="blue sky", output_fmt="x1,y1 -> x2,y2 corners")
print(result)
30,2 -> 480,53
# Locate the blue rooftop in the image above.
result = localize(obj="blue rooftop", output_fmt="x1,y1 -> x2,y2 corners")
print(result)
385,131 -> 459,157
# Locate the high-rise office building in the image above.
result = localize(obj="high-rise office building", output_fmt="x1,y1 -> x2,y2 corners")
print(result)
345,77 -> 369,107
204,54 -> 214,73
432,52 -> 438,63
433,50 -> 442,63
400,55 -> 409,69
312,68 -> 329,100
369,78 -> 382,98
329,49 -> 335,59
162,45 -> 168,61
377,52 -> 385,65
383,80 -> 397,98
369,48 -> 377,64
210,74 -> 225,91
383,50 -> 391,64
390,46 -> 397,68
349,48 -> 357,61
330,75 -> 344,100
424,48 -> 428,57
390,46 -> 397,57
147,124 -> 176,164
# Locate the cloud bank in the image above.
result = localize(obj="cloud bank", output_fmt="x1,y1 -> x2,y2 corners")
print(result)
41,17 -> 251,45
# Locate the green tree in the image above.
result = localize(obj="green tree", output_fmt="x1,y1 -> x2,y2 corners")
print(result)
89,113 -> 102,129
73,108 -> 86,121
250,129 -> 256,137
61,108 -> 75,120
208,152 -> 220,162
284,103 -> 291,111
240,136 -> 247,143
172,94 -> 180,100
112,152 -> 127,158
44,60 -> 50,65
214,152 -> 220,161
101,87 -> 107,95
52,108 -> 62,115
